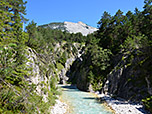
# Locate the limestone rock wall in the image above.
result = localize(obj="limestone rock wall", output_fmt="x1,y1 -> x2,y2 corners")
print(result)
26,47 -> 56,102
102,53 -> 152,101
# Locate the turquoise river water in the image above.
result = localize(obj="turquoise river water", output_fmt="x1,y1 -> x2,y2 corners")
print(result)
60,85 -> 114,114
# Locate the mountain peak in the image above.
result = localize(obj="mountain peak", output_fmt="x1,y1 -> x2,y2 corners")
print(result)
78,21 -> 87,26
40,21 -> 98,36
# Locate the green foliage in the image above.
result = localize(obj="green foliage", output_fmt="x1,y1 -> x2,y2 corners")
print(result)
1,0 -> 152,113
120,35 -> 148,52
0,0 -> 59,113
71,41 -> 112,91
142,96 -> 152,113
86,45 -> 111,91
0,43 -> 59,113
26,21 -> 39,48
94,0 -> 152,112
0,1 -> 15,44
0,0 -> 28,44
40,22 -> 65,31
0,1 -> 31,113
58,52 -> 67,66
56,63 -> 64,71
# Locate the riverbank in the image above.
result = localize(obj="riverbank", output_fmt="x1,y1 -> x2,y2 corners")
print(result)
53,85 -> 114,114
50,96 -> 69,114
51,85 -> 148,114
97,93 -> 148,114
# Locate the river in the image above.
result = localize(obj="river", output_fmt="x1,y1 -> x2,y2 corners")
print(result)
60,85 -> 114,114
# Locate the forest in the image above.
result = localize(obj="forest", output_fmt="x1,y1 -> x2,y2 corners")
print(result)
0,0 -> 152,113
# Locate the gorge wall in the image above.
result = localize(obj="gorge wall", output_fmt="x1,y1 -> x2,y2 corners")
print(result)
65,47 -> 152,104
27,21 -> 152,113
102,52 -> 152,101
26,41 -> 85,104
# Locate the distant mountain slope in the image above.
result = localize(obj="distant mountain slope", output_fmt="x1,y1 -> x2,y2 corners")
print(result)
39,21 -> 98,36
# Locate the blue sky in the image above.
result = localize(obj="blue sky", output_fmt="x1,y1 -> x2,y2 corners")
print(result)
25,0 -> 145,27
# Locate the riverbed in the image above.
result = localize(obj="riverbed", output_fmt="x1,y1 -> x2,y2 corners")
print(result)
60,85 -> 114,114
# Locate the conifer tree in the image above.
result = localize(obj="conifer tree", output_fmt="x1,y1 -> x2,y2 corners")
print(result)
142,0 -> 152,39
0,0 -> 28,44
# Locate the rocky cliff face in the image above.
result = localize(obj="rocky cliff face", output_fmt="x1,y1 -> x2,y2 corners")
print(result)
66,54 -> 92,92
67,48 -> 152,103
102,52 -> 152,101
26,47 -> 56,102
40,21 -> 98,36
26,41 -> 85,98
55,42 -> 85,84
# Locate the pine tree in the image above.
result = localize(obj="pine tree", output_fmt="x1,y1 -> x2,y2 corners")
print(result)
0,0 -> 28,44
142,0 -> 152,39
0,1 -> 31,113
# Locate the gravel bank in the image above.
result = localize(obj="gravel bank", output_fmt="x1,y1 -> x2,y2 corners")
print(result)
50,98 -> 69,114
51,85 -> 148,114
97,94 -> 148,114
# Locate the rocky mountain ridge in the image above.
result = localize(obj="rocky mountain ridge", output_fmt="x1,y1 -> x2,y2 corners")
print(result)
40,21 -> 98,36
